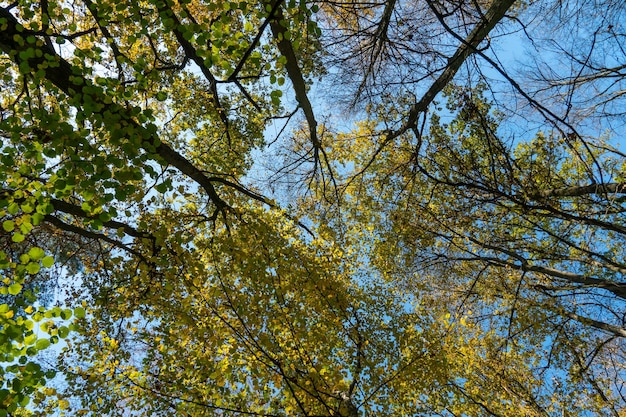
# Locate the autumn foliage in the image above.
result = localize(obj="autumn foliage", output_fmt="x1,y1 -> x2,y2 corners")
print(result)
1,0 -> 626,415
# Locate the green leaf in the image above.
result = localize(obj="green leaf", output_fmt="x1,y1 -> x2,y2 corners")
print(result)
54,178 -> 67,190
27,246 -> 45,260
11,233 -> 25,243
19,221 -> 32,234
31,212 -> 45,225
20,202 -> 34,213
155,181 -> 170,193
35,338 -> 50,350
74,306 -> 86,318
24,333 -> 37,346
2,220 -> 14,232
58,326 -> 70,338
41,256 -> 54,268
8,283 -> 22,295
25,262 -> 40,275
7,202 -> 19,215
60,309 -> 72,320
19,253 -> 30,264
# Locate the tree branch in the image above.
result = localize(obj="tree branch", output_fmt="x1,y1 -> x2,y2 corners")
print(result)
268,3 -> 320,156
530,182 -> 626,199
561,310 -> 626,338
350,0 -> 516,180
43,214 -> 145,260
157,0 -> 232,144
0,5 -> 227,211
228,0 -> 284,82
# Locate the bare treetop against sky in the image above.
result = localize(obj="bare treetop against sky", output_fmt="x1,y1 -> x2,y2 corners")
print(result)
1,0 -> 626,415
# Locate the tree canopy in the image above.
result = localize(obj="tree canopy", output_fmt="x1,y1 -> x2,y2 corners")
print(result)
1,0 -> 625,415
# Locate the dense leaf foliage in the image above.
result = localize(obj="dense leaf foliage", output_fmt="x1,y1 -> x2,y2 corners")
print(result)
1,0 -> 625,415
